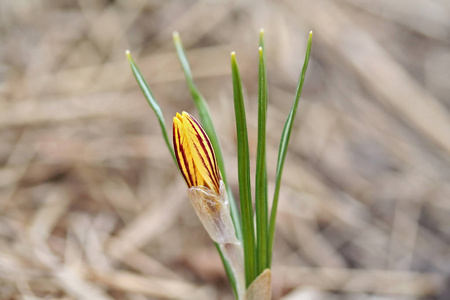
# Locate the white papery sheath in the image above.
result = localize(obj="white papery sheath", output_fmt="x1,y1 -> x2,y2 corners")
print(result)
188,181 -> 245,299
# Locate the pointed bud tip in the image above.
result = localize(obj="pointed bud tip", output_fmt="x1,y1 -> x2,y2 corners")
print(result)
173,31 -> 181,42
175,112 -> 183,120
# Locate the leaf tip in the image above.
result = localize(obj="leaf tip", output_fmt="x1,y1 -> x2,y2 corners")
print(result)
125,50 -> 133,63
173,31 -> 181,42
259,29 -> 265,45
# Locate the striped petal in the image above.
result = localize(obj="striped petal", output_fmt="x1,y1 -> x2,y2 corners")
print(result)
173,111 -> 221,194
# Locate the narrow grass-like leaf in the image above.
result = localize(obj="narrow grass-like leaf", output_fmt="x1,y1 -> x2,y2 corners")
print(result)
268,31 -> 313,266
255,30 -> 269,274
172,32 -> 242,242
126,50 -> 176,164
231,52 -> 256,287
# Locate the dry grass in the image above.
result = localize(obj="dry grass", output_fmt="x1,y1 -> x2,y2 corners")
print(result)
1,0 -> 450,299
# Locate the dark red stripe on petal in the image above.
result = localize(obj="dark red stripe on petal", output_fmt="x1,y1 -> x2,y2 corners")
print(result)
185,115 -> 220,191
187,115 -> 221,181
173,121 -> 193,187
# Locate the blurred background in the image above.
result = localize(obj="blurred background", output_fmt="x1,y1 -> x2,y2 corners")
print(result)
1,0 -> 450,299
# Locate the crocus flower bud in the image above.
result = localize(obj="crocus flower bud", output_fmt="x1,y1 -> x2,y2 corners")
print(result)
173,111 -> 238,244
173,111 -> 221,195
173,112 -> 245,299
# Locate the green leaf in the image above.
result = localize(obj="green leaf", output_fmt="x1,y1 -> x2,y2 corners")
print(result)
268,31 -> 313,267
126,50 -> 176,165
255,29 -> 269,274
231,52 -> 256,287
